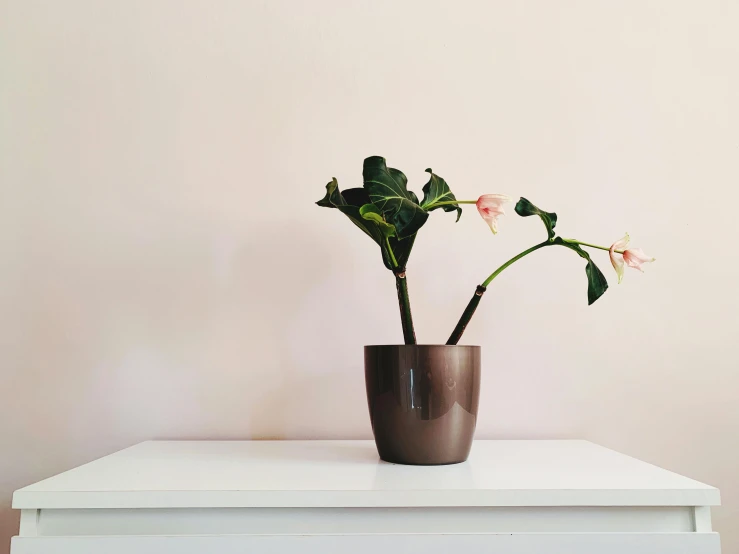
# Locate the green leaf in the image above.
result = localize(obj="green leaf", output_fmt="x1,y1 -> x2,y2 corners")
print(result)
420,168 -> 462,222
316,178 -> 412,270
584,260 -> 609,305
316,177 -> 345,208
360,204 -> 396,238
515,197 -> 558,240
363,156 -> 429,239
553,238 -> 609,305
359,202 -> 415,268
316,179 -> 377,241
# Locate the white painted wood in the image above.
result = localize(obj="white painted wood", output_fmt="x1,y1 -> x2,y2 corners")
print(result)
35,506 -> 694,536
18,511 -> 39,537
12,440 -> 720,509
10,533 -> 722,554
10,441 -> 723,553
694,506 -> 713,532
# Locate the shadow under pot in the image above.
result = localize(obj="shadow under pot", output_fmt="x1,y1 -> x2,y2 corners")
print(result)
364,344 -> 481,465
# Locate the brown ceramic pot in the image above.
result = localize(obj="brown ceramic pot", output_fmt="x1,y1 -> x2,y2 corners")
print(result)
364,345 -> 481,465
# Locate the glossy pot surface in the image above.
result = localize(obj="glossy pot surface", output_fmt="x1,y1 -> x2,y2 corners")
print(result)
364,345 -> 481,465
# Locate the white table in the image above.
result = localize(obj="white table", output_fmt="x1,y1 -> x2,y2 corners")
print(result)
11,440 -> 721,553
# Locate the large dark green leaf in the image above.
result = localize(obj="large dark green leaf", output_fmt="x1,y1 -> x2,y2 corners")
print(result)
553,238 -> 609,305
420,168 -> 462,222
316,178 -> 408,270
515,197 -> 558,240
363,156 -> 429,239
317,179 -> 379,241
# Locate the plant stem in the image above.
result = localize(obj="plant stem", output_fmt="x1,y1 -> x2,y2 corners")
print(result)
395,272 -> 417,345
447,241 -> 551,345
445,285 -> 487,346
482,241 -> 551,287
385,237 -> 399,267
564,238 -> 624,254
384,238 -> 416,345
447,237 -> 621,344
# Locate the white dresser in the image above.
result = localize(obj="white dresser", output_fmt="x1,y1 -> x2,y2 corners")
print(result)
11,440 -> 721,553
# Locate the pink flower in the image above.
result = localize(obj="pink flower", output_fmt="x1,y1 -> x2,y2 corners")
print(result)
476,194 -> 511,234
609,233 -> 655,283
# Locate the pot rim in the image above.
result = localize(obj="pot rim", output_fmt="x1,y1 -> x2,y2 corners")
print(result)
364,344 -> 480,348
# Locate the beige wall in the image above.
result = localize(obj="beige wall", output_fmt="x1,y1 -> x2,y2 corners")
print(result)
1,0 -> 737,551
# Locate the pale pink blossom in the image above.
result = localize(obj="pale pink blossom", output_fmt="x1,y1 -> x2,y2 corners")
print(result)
609,233 -> 655,283
623,248 -> 655,271
476,194 -> 511,234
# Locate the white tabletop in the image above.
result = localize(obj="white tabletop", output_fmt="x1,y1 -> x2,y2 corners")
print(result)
12,440 -> 719,509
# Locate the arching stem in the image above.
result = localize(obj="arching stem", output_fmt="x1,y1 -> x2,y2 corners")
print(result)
446,241 -> 550,345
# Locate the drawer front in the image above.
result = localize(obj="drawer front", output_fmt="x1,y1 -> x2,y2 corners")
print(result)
11,533 -> 721,554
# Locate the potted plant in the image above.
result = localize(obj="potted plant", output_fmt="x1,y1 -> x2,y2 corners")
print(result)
317,156 -> 655,465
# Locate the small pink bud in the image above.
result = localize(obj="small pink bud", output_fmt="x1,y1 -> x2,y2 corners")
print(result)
476,194 -> 511,234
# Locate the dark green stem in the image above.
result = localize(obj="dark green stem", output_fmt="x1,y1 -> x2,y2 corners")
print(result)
384,239 -> 416,345
395,271 -> 417,345
445,285 -> 487,345
447,241 -> 551,345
